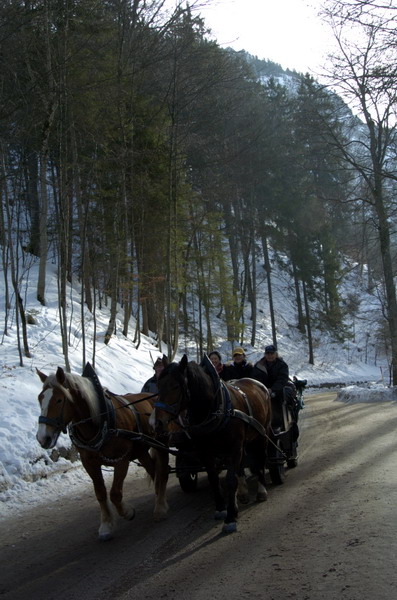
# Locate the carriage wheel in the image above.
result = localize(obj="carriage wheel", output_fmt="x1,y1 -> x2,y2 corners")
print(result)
175,454 -> 199,493
178,471 -> 198,492
287,441 -> 298,469
268,440 -> 286,485
269,462 -> 285,485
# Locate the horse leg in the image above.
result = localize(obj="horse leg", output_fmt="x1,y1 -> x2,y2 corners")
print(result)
138,449 -> 169,521
249,440 -> 268,502
256,468 -> 268,502
152,449 -> 169,520
205,464 -> 226,520
80,454 -> 114,541
110,459 -> 136,521
236,466 -> 250,504
222,462 -> 239,534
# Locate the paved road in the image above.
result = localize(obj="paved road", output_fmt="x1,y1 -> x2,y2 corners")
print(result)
1,392 -> 396,600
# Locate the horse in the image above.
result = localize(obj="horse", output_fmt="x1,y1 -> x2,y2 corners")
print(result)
36,364 -> 169,541
152,354 -> 272,533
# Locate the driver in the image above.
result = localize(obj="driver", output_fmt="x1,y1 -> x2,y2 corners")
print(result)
251,345 -> 291,427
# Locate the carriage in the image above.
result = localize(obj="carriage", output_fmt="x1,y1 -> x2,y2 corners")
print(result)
35,358 -> 306,537
171,375 -> 305,491
152,355 -> 308,532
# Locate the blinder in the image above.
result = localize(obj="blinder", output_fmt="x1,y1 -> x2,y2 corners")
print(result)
38,414 -> 67,434
153,400 -> 180,416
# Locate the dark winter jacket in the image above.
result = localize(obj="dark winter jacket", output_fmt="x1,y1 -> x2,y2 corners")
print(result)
141,375 -> 159,394
222,360 -> 254,381
251,357 -> 289,393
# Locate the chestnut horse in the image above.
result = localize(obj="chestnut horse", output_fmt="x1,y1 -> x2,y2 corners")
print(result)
36,364 -> 169,541
153,354 -> 272,533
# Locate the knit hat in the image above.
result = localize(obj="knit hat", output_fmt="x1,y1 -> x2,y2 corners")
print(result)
265,344 -> 277,353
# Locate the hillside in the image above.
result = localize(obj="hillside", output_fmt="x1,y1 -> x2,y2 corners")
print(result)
0,251 -> 386,512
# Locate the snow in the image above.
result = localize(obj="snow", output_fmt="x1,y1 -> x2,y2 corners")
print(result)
0,254 -> 394,521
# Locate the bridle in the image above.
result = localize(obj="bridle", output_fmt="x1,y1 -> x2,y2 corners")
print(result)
38,412 -> 67,434
38,389 -> 68,434
154,372 -> 189,422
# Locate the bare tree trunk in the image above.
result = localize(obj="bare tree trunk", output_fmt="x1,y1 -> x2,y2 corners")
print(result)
37,153 -> 48,305
250,226 -> 257,347
104,259 -> 119,345
262,234 -> 277,345
302,279 -> 314,365
0,157 -> 11,337
292,260 -> 305,333
1,157 -> 31,361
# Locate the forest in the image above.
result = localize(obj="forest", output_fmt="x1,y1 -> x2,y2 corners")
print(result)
1,1 -> 397,380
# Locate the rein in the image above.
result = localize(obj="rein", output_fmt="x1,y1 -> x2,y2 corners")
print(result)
65,391 -> 158,429
39,384 -> 159,451
155,370 -> 231,435
68,390 -> 157,452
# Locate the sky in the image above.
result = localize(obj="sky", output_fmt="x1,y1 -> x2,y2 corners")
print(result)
189,0 -> 335,74
0,252 -> 392,521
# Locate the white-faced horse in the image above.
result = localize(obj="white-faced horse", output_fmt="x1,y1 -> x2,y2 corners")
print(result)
36,364 -> 169,541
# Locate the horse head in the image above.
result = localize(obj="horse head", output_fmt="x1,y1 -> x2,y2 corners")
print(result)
36,366 -> 76,449
152,355 -> 189,435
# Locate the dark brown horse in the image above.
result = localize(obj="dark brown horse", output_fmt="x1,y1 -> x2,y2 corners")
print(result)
36,365 -> 169,541
153,354 -> 272,533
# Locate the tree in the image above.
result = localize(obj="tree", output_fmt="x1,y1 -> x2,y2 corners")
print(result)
323,0 -> 397,382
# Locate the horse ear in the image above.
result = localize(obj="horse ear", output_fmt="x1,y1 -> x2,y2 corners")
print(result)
56,366 -> 66,384
36,368 -> 48,383
162,354 -> 169,367
180,354 -> 188,371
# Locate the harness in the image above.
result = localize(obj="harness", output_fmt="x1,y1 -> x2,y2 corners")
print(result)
186,380 -> 233,436
40,363 -> 163,456
154,354 -> 268,439
228,381 -> 270,437
67,362 -> 117,451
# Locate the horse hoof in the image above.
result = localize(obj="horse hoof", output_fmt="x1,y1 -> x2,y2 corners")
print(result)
99,523 -> 114,541
154,512 -> 168,522
214,510 -> 227,520
256,492 -> 268,502
126,508 -> 136,521
237,493 -> 250,504
222,522 -> 237,534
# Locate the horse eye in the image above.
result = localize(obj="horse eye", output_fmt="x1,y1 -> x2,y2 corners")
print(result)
56,398 -> 63,404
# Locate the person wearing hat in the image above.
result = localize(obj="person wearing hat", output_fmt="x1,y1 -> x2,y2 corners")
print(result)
141,357 -> 165,394
251,344 -> 290,426
222,347 -> 253,381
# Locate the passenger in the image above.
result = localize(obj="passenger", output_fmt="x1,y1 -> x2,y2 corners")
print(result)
293,375 -> 307,410
251,344 -> 290,427
141,357 -> 164,394
208,351 -> 226,379
222,347 -> 253,381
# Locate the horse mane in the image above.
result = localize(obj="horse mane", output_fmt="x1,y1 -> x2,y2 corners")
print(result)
48,372 -> 101,425
186,361 -> 216,423
186,361 -> 213,400
159,359 -> 215,424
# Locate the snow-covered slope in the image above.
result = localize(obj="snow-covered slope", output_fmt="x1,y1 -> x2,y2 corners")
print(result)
0,253 -> 388,515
